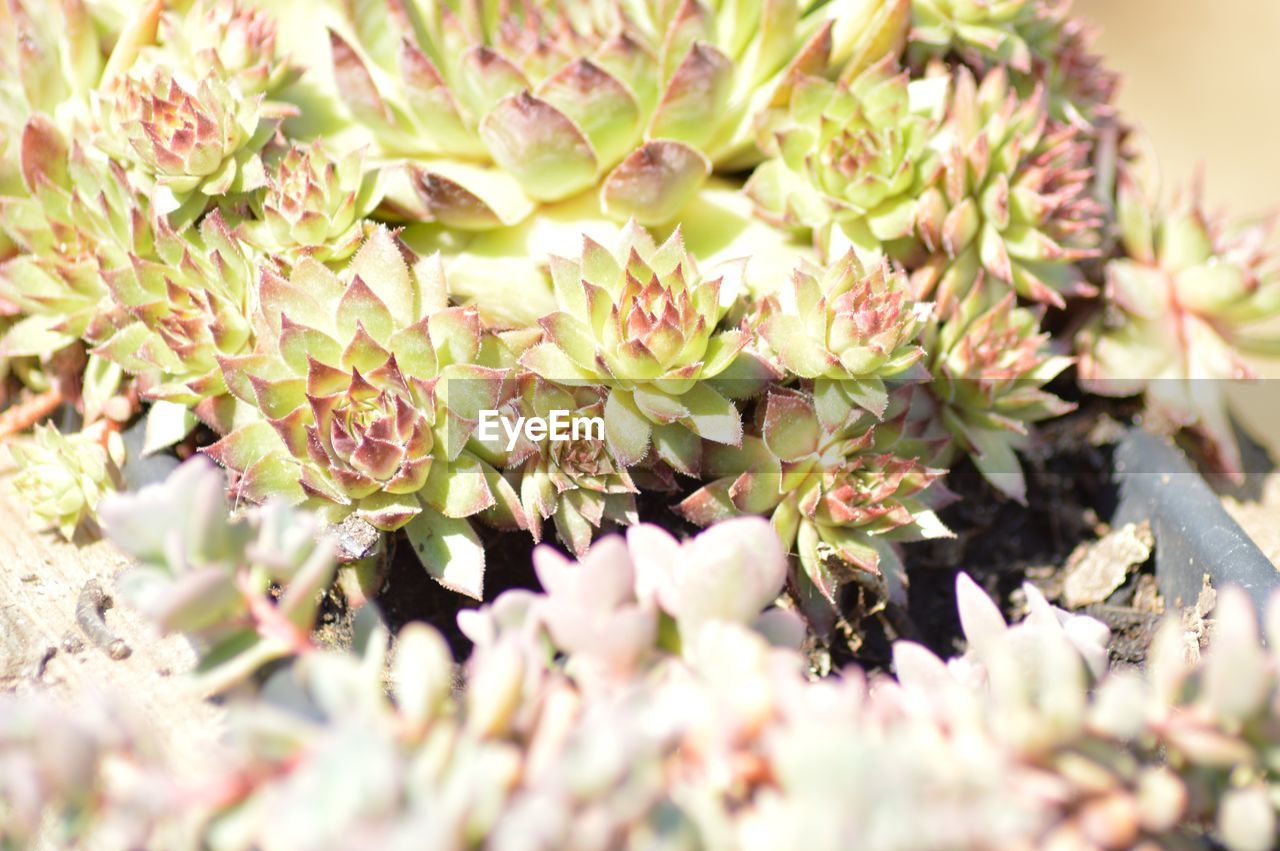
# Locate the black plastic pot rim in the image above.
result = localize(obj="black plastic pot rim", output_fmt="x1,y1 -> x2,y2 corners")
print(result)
1112,427 -> 1277,619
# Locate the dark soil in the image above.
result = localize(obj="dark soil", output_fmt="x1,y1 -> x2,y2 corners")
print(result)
906,404 -> 1119,656
366,395 -> 1166,672
900,392 -> 1173,671
374,527 -> 541,660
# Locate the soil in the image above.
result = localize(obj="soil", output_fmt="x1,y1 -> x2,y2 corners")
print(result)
362,391 -> 1181,673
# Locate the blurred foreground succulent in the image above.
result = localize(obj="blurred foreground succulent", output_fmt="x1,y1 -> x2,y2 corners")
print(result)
30,458 -> 1280,850
0,693 -> 166,849
182,563 -> 1280,851
101,457 -> 336,694
1079,170 -> 1280,477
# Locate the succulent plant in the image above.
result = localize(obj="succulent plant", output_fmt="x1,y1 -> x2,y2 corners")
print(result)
680,386 -> 949,602
472,375 -> 638,556
20,454 -> 1280,851
3,3 -> 1280,844
206,227 -> 513,596
746,56 -> 936,258
98,62 -> 275,225
0,118 -> 155,355
0,0 -> 104,198
521,221 -> 748,475
10,422 -> 125,539
91,210 -> 255,416
923,286 -> 1073,500
759,251 -> 929,416
0,693 -> 165,850
154,0 -> 299,97
101,457 -> 337,693
329,0 -> 911,228
246,141 -> 379,264
1079,170 -> 1280,478
908,0 -> 1117,129
909,65 -> 1102,315
910,0 -> 1038,70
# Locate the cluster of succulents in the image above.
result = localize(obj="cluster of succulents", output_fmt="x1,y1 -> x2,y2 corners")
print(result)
9,458 -> 1280,850
0,0 -> 1273,612
2,0 -> 1279,844
0,0 -> 1271,757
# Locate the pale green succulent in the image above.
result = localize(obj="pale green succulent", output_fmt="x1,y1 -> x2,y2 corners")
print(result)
21,455 -> 1280,851
760,251 -> 929,417
98,61 -> 275,225
922,286 -> 1073,501
329,0 -> 912,228
10,423 -> 125,539
1079,169 -> 1280,478
103,457 -> 337,694
520,221 -> 748,475
747,56 -> 936,258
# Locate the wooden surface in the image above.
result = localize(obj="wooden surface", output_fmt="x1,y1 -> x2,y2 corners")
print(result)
0,483 -> 227,782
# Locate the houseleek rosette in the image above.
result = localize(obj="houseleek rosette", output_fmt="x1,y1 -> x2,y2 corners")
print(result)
520,221 -> 748,475
924,286 -> 1073,501
0,117 -> 155,355
760,251 -> 929,417
99,61 -> 275,224
207,227 -> 515,599
246,141 -> 379,265
1079,170 -> 1280,478
155,0 -> 299,96
909,66 -> 1102,314
0,0 -> 105,197
909,0 -> 1117,128
680,386 -> 949,602
91,211 -> 254,419
747,56 -> 935,258
11,423 -> 125,540
329,0 -> 912,228
471,376 -> 638,556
